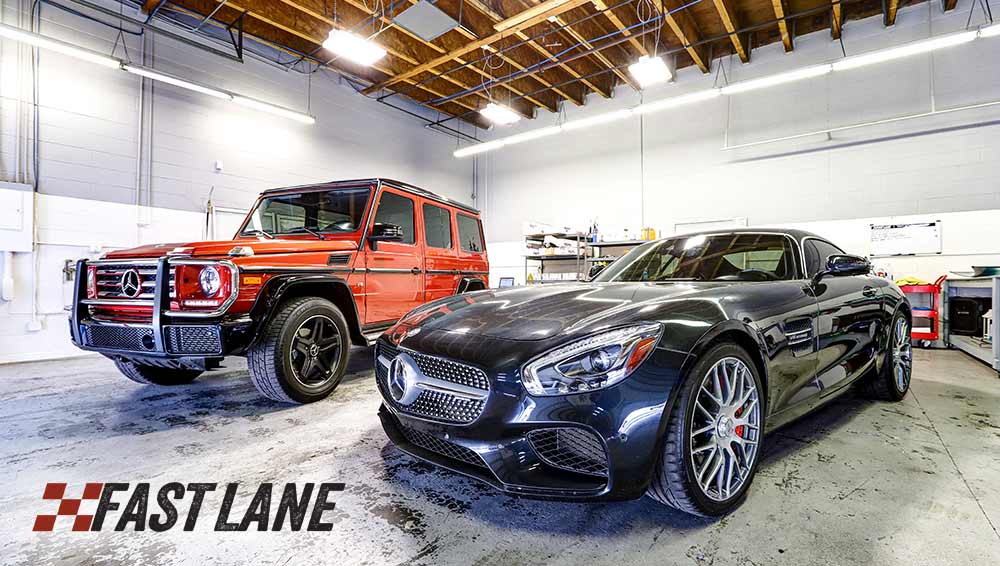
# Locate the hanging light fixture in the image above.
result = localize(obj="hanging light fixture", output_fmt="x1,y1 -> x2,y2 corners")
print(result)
323,29 -> 387,67
0,22 -> 121,68
628,55 -> 672,88
480,102 -> 521,125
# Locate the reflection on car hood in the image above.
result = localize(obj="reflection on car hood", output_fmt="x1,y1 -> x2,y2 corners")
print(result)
400,281 -> 736,341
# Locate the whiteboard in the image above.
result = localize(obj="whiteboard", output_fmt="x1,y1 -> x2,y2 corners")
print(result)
870,221 -> 942,256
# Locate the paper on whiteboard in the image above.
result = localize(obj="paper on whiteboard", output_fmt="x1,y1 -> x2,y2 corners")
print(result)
870,221 -> 941,256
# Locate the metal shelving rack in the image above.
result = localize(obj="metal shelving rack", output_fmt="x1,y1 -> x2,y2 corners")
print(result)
944,275 -> 999,374
523,236 -> 648,284
523,233 -> 586,284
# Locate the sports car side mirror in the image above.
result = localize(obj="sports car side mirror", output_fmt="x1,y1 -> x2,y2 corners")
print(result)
368,223 -> 403,250
587,264 -> 606,280
812,254 -> 871,285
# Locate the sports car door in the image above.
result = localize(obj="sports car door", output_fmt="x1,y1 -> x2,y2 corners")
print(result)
805,238 -> 883,394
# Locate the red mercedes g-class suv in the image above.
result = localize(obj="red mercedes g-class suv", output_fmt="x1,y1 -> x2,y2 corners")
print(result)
68,179 -> 489,403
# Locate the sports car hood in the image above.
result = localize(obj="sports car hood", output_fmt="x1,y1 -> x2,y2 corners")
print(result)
101,237 -> 359,260
397,282 -> 735,342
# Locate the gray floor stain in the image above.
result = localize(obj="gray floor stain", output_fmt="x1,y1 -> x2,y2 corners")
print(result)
0,348 -> 998,565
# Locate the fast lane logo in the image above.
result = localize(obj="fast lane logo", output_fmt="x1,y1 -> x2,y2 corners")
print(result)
33,482 -> 345,532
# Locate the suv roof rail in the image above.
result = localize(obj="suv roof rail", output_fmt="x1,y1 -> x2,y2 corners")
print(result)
261,178 -> 480,215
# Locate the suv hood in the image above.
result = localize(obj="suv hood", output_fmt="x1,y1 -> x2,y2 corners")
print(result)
101,237 -> 359,260
399,281 -> 736,341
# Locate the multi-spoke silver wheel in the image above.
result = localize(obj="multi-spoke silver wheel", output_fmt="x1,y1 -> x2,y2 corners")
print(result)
689,357 -> 761,502
892,317 -> 912,392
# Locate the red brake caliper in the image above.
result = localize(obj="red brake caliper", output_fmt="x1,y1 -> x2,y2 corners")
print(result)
734,406 -> 744,438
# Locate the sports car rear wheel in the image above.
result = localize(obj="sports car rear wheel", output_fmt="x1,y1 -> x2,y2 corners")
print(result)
647,343 -> 763,517
862,311 -> 911,401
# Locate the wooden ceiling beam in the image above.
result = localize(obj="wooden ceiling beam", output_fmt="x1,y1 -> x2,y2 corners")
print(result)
711,0 -> 749,63
771,0 -> 793,51
592,0 -> 648,57
362,0 -> 594,94
164,0 -> 492,126
831,0 -> 842,39
658,0 -> 711,73
457,0 -> 601,102
553,14 -> 640,90
885,0 -> 900,25
427,0 -> 583,107
264,0 -> 548,115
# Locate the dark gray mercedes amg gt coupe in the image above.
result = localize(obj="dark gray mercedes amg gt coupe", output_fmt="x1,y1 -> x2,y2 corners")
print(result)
374,229 -> 912,517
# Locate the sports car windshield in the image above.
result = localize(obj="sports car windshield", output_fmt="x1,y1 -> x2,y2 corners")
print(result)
240,187 -> 371,237
594,233 -> 797,282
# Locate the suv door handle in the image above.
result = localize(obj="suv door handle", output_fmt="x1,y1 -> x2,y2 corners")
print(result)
862,286 -> 877,297
411,267 -> 421,275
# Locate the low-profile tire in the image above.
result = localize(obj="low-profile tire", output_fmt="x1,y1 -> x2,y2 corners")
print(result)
862,311 -> 912,401
113,358 -> 202,386
247,297 -> 350,404
647,342 -> 764,517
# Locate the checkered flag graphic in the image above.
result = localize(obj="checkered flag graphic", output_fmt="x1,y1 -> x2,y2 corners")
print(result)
32,483 -> 103,532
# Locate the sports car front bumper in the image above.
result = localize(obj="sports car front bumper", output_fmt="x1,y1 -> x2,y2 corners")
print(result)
375,332 -> 690,501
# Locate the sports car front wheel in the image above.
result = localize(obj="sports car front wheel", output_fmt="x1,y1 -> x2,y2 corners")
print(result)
647,343 -> 764,516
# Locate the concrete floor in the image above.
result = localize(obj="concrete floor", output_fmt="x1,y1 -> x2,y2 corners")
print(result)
1,349 -> 999,565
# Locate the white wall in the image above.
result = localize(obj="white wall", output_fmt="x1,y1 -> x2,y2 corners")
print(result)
482,1 -> 1000,245
0,0 -> 476,362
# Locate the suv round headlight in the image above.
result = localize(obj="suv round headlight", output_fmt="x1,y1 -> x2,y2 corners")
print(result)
198,266 -> 222,297
521,323 -> 662,396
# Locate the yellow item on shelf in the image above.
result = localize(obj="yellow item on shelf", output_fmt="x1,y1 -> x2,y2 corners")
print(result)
895,276 -> 931,286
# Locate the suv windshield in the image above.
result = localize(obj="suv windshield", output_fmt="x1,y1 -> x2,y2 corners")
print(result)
594,233 -> 797,282
240,187 -> 371,237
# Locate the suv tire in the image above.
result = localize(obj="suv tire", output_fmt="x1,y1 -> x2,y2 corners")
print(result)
647,343 -> 764,517
113,358 -> 202,385
247,297 -> 350,404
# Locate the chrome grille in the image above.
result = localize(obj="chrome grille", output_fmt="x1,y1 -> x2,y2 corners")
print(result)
82,325 -> 154,352
411,351 -> 489,391
93,263 -> 174,301
398,424 -> 486,468
164,326 -> 222,355
375,341 -> 489,424
527,428 -> 609,477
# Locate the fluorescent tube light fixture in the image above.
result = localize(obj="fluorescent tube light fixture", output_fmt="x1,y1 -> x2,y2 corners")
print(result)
504,126 -> 562,146
721,64 -> 831,95
633,89 -> 721,114
123,65 -> 232,100
233,96 -> 316,125
628,55 -> 672,88
480,102 -> 521,125
323,29 -> 387,67
454,139 -> 505,158
832,30 -> 978,71
981,23 -> 1000,38
0,22 -> 120,68
562,109 -> 633,131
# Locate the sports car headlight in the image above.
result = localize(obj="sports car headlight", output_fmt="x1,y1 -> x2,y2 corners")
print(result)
522,323 -> 662,396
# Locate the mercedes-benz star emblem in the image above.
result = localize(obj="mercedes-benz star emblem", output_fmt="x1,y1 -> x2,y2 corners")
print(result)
388,353 -> 421,406
120,269 -> 143,299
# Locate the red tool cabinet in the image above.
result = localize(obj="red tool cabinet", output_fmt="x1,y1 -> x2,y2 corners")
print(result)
899,275 -> 946,343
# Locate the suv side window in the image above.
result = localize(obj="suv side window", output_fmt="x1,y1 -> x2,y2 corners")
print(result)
805,239 -> 845,276
456,213 -> 484,253
423,204 -> 452,249
373,191 -> 415,245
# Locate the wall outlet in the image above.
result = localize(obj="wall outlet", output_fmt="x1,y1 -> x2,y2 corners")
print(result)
26,320 -> 43,332
214,160 -> 224,172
